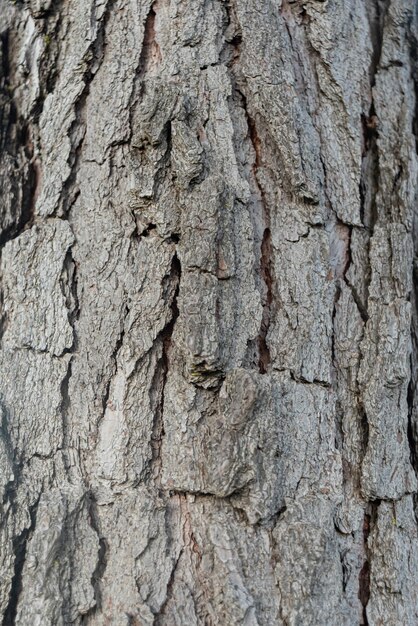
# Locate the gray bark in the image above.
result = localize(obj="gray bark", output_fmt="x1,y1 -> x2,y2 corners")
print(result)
0,0 -> 418,624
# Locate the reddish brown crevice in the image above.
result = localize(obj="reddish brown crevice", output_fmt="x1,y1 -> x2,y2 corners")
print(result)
138,2 -> 162,77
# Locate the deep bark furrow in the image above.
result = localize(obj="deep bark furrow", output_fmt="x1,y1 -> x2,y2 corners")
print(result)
358,512 -> 371,626
80,495 -> 108,621
2,501 -> 39,626
150,253 -> 181,481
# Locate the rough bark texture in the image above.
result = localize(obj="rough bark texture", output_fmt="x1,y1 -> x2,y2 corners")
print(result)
0,0 -> 418,624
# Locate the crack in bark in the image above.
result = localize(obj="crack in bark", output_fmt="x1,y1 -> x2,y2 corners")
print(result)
0,30 -> 12,151
125,0 -> 160,145
358,502 -> 380,626
80,494 -> 109,622
153,492 -> 210,625
1,0 -> 417,622
137,2 -> 161,78
360,111 -> 379,233
225,7 -> 275,375
153,547 -> 183,625
59,355 -> 74,470
238,90 -> 274,375
153,497 -> 190,625
288,369 -> 330,389
223,0 -> 242,65
358,511 -> 371,626
258,227 -> 273,374
407,362 -> 418,476
331,281 -> 342,376
57,241 -> 81,460
360,0 -> 389,232
353,0 -> 390,509
0,172 -> 36,243
99,305 -> 129,432
337,221 -> 370,323
2,499 -> 39,626
0,410 -> 20,512
0,407 -> 27,547
37,2 -> 63,99
404,10 -> 418,524
126,0 -> 171,150
367,0 -> 391,89
150,252 -> 181,482
407,14 -> 418,154
407,255 -> 418,486
402,8 -> 418,508
60,244 -> 80,351
0,112 -> 40,247
58,0 -> 117,217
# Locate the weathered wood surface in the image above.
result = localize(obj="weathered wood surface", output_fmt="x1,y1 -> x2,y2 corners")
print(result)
0,0 -> 418,624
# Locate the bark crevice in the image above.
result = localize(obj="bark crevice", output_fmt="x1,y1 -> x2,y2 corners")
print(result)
150,252 -> 181,482
238,89 -> 274,375
81,494 -> 109,621
2,499 -> 39,626
358,502 -> 380,626
59,0 -> 116,216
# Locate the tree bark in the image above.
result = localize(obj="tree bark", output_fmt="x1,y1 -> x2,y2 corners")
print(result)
0,0 -> 418,624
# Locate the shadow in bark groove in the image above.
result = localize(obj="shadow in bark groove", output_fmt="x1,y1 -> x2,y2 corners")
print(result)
81,494 -> 109,622
2,500 -> 39,626
150,252 -> 181,481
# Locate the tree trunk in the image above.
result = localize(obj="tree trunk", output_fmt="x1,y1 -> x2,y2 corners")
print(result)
0,0 -> 418,624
